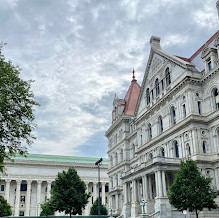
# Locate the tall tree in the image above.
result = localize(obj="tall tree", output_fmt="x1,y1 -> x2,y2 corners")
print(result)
90,198 -> 108,215
51,167 -> 90,218
40,200 -> 55,216
0,47 -> 39,172
168,159 -> 218,218
0,195 -> 12,217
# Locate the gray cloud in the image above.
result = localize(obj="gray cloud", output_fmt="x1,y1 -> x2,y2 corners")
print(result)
0,0 -> 218,157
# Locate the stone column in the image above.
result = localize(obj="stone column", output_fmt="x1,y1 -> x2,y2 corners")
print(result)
36,180 -> 42,216
148,175 -> 152,199
132,179 -> 137,202
14,180 -> 21,216
162,171 -> 167,197
115,194 -> 119,210
4,179 -> 11,202
142,175 -> 148,201
93,182 -> 97,202
123,182 -> 127,204
25,180 -> 32,216
84,182 -> 89,215
155,172 -> 159,197
157,171 -> 162,197
47,181 -> 52,200
102,182 -> 106,205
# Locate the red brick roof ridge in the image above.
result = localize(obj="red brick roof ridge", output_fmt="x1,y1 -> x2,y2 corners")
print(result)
189,30 -> 219,61
174,31 -> 219,63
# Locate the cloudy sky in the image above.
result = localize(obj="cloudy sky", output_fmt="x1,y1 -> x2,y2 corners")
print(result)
0,0 -> 218,158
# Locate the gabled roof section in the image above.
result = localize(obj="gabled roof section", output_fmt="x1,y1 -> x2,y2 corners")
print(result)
123,69 -> 141,115
135,36 -> 196,116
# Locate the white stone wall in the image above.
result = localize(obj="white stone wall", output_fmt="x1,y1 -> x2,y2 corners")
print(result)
106,30 -> 219,217
0,159 -> 109,216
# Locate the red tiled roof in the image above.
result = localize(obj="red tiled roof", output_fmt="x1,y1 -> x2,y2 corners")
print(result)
189,30 -> 219,61
123,70 -> 141,115
175,56 -> 190,62
174,31 -> 219,63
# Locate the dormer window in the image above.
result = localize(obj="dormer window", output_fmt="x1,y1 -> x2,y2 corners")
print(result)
201,45 -> 217,73
207,58 -> 212,71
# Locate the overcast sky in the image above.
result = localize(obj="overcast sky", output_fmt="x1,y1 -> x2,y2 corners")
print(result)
0,0 -> 218,158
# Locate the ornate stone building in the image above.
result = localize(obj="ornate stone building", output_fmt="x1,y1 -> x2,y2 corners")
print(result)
106,2 -> 219,218
0,154 -> 109,216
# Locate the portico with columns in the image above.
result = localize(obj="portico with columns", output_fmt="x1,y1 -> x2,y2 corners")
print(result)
0,154 -> 109,216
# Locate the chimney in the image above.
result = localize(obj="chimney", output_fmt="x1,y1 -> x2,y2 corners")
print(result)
150,36 -> 161,49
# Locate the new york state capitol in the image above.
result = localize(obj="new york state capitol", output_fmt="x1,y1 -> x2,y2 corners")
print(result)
106,2 -> 219,218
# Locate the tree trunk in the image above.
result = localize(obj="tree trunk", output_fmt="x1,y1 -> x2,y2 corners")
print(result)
195,209 -> 198,218
70,209 -> 72,218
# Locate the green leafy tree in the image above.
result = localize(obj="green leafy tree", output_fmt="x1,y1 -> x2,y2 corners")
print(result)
90,198 -> 108,215
0,195 -> 12,216
168,159 -> 218,218
40,200 -> 54,216
51,167 -> 90,218
0,46 -> 39,172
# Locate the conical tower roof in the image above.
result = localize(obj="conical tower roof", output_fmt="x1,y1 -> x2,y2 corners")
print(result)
123,69 -> 141,115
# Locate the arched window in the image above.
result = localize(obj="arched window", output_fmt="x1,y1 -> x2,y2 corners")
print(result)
203,141 -> 207,153
174,141 -> 179,158
158,116 -> 163,133
186,144 -> 191,156
148,123 -> 152,140
146,88 -> 150,105
120,149 -> 123,161
213,88 -> 219,109
165,68 -> 171,86
115,175 -> 118,186
149,153 -> 153,160
171,106 -> 176,125
132,144 -> 135,158
110,155 -> 113,167
155,78 -> 160,96
111,177 -> 114,188
160,147 -> 165,157
115,153 -> 118,164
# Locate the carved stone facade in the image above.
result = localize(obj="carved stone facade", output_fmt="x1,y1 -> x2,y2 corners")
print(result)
0,154 -> 109,216
106,3 -> 219,218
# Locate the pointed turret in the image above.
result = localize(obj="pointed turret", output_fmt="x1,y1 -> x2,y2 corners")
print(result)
123,69 -> 141,115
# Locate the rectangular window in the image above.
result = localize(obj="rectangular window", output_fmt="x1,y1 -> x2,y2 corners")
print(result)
198,101 -> 201,115
1,185 -> 4,192
151,90 -> 154,99
19,211 -> 24,216
183,104 -> 186,117
105,185 -> 109,192
20,184 -> 27,191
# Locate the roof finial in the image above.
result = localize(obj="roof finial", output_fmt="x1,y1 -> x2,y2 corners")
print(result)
132,68 -> 136,81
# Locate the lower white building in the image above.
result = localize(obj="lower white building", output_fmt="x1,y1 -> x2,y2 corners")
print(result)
0,154 -> 109,216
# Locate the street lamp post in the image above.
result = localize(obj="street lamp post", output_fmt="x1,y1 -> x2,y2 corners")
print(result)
95,157 -> 103,217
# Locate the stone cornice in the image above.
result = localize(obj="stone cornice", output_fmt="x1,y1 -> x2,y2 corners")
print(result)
4,160 -> 108,169
105,114 -> 133,137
